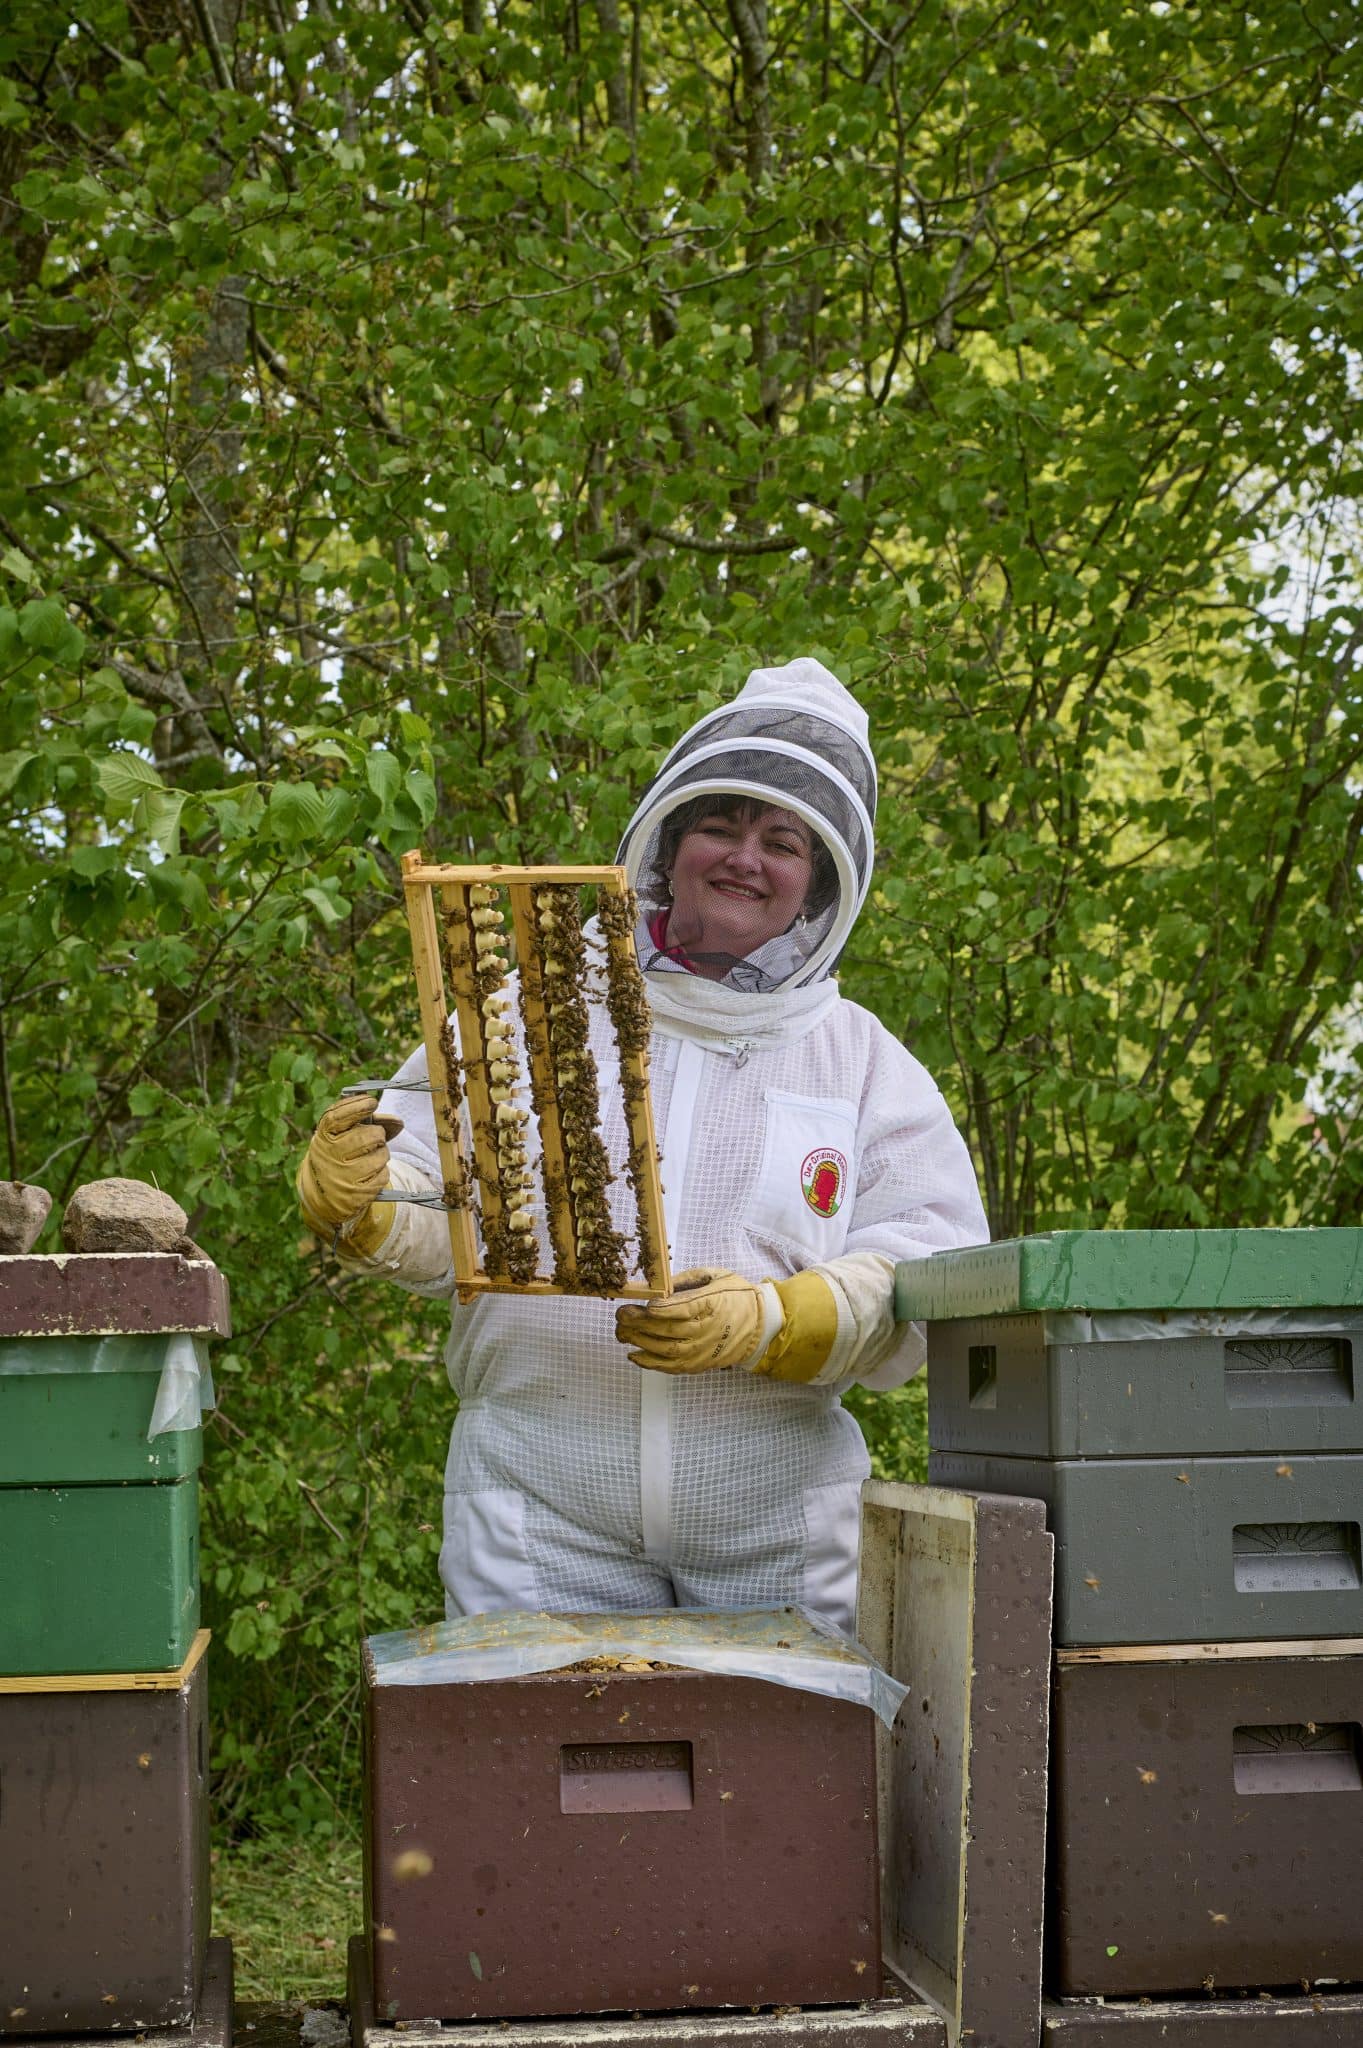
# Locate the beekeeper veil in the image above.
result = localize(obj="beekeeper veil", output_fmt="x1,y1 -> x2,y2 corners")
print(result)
616,658 -> 877,992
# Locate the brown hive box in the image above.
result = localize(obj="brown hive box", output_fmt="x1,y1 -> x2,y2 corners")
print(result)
1049,1638 -> 1363,1996
361,1649 -> 881,2021
0,1633 -> 210,2035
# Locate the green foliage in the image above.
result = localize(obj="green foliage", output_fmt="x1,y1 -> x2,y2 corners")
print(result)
2,0 -> 1361,1826
844,1378 -> 929,1489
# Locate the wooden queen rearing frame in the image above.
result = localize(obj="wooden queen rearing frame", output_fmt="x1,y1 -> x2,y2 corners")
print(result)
400,850 -> 673,1304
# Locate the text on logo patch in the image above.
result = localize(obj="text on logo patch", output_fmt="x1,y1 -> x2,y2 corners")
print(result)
800,1147 -> 847,1218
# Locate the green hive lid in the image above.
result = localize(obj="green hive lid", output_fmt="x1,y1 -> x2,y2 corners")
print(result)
894,1228 -> 1363,1320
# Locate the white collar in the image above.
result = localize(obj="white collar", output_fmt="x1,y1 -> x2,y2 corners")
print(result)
642,966 -> 841,1052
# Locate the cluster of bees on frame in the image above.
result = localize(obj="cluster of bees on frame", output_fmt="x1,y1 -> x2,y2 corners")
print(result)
440,880 -> 659,1296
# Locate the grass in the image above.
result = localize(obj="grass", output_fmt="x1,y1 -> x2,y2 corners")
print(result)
212,1828 -> 363,2002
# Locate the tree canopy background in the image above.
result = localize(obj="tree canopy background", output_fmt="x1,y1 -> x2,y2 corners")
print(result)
3,0 -> 1361,1829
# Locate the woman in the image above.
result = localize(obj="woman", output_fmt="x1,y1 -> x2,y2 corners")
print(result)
298,658 -> 987,1632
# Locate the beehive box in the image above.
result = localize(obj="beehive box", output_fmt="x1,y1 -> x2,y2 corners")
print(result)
0,1474 -> 200,1675
0,1335 -> 205,1484
1048,1637 -> 1363,1997
928,1451 -> 1363,1646
924,1310 -> 1363,1460
895,1230 -> 1363,1324
0,1253 -> 225,1677
0,1256 -> 227,1488
0,1632 -> 211,2035
362,1652 -> 881,2021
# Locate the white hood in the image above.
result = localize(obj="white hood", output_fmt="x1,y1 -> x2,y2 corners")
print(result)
616,658 -> 878,995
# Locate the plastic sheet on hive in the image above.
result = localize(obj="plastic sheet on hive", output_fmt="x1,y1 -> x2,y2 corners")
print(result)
1044,1306 -> 1363,1344
366,1604 -> 909,1727
0,1331 -> 215,1437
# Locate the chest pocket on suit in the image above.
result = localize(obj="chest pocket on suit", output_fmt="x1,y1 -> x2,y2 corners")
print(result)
745,1089 -> 858,1262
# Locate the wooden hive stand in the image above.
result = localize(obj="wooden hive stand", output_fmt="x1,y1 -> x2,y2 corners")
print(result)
399,852 -> 672,1306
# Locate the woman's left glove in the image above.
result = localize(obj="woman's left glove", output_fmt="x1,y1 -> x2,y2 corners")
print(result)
615,1268 -> 769,1375
615,1266 -> 840,1383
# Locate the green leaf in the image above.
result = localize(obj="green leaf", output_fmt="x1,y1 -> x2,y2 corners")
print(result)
141,786 -> 187,855
268,780 -> 327,843
0,749 -> 37,795
97,752 -> 164,809
365,750 -> 402,806
18,596 -> 82,662
302,884 -> 347,926
1,547 -> 35,585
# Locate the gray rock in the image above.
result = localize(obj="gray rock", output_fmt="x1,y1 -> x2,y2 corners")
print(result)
62,1177 -> 190,1254
0,1181 -> 53,1255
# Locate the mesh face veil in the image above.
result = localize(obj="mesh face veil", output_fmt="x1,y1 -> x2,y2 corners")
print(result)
616,659 -> 878,992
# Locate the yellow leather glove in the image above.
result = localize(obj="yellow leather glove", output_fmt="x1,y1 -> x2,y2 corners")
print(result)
615,1266 -> 840,1383
297,1095 -> 404,1257
747,1269 -> 840,1384
615,1268 -> 765,1375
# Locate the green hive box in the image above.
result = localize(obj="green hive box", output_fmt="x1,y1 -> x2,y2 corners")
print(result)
0,1474 -> 200,1675
0,1336 -> 204,1485
896,1228 -> 1363,1321
0,1255 -> 229,1677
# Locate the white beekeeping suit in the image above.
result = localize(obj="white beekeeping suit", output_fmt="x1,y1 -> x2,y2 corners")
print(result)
345,659 -> 988,1631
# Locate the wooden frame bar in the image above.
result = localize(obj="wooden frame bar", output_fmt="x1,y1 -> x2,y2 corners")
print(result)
400,867 -> 480,1280
399,852 -> 672,1305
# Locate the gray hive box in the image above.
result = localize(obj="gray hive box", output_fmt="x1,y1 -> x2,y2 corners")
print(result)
1048,1637 -> 1363,1997
928,1449 -> 1363,1646
925,1309 -> 1363,1460
0,1633 -> 211,2034
904,1231 -> 1363,1464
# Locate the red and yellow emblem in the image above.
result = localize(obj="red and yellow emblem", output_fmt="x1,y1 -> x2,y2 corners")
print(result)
800,1147 -> 847,1218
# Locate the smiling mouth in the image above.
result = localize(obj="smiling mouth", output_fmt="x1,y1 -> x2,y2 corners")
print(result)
709,880 -> 766,902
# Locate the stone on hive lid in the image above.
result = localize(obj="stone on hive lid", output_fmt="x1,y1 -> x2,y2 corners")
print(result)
0,1182 -> 52,1255
62,1177 -> 191,1254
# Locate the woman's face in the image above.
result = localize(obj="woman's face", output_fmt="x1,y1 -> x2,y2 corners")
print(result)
666,804 -> 816,973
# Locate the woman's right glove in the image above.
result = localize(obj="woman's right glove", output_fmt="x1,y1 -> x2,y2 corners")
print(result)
296,1095 -> 403,1257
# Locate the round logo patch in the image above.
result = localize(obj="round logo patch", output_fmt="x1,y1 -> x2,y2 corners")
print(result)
801,1148 -> 847,1219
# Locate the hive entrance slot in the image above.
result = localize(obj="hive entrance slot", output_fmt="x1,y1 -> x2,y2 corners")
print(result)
1232,1520 -> 1363,1593
968,1344 -> 998,1409
1223,1335 -> 1355,1409
1233,1722 -> 1363,1795
559,1739 -> 694,1814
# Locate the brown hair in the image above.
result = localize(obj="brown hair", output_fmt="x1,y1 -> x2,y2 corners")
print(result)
645,794 -> 837,918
